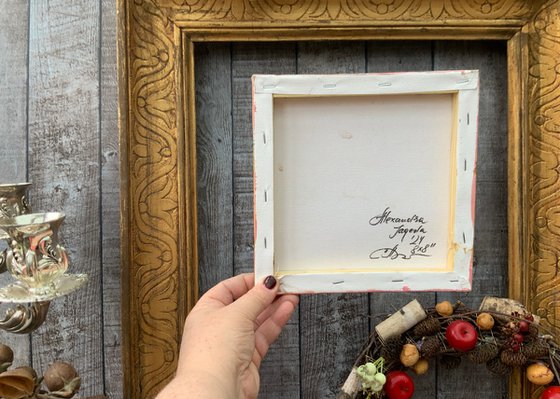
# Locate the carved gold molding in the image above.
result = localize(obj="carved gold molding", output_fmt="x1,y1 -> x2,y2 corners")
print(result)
119,1 -> 187,396
155,0 -> 535,22
118,0 -> 559,397
528,1 -> 560,342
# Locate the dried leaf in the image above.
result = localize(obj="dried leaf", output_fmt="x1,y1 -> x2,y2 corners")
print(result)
47,377 -> 81,398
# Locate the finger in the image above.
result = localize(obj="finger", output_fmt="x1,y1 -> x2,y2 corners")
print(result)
198,273 -> 254,308
253,297 -> 298,368
230,275 -> 279,321
255,294 -> 298,329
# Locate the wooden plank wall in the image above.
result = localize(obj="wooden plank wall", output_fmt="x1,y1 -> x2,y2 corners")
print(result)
196,41 -> 508,399
0,0 -> 31,368
0,1 -> 120,397
0,1 -> 508,397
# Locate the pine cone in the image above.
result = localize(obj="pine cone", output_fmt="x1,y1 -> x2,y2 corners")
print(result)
412,318 -> 441,337
451,301 -> 469,315
420,335 -> 442,358
527,324 -> 539,338
440,355 -> 461,369
467,343 -> 499,364
380,336 -> 405,363
523,340 -> 550,359
486,357 -> 512,375
501,321 -> 518,337
500,349 -> 527,366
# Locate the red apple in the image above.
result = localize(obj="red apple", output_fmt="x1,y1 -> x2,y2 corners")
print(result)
542,386 -> 560,399
445,320 -> 478,352
384,370 -> 414,399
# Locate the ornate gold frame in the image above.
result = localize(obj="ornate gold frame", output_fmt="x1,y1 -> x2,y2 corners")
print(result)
117,1 -> 560,397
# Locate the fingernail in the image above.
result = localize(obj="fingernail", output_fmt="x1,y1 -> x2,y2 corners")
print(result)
264,275 -> 277,289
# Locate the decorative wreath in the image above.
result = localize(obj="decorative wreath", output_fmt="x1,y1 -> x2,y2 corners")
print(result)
337,297 -> 560,399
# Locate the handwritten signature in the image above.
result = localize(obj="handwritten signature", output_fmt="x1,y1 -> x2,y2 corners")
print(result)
389,224 -> 427,242
369,207 -> 426,227
369,243 -> 436,260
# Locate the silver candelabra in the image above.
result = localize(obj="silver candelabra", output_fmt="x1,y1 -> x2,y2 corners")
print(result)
0,182 -> 87,334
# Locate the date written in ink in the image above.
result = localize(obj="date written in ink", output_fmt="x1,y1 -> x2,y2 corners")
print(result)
369,243 -> 436,260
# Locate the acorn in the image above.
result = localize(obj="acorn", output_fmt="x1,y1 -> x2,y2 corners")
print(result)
526,362 -> 554,385
435,301 -> 454,317
412,358 -> 429,375
400,343 -> 420,367
43,361 -> 80,393
476,313 -> 495,330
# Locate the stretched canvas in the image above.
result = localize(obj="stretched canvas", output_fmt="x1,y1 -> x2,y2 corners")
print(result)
253,71 -> 479,293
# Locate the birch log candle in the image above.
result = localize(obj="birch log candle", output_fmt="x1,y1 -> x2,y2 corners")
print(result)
375,299 -> 427,343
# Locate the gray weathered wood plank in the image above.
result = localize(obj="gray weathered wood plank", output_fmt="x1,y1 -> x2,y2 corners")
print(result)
0,0 -> 28,184
366,40 -> 437,398
0,0 -> 31,367
434,40 -> 508,399
101,0 -> 122,397
231,42 -> 300,399
297,41 -> 370,399
367,41 -> 436,399
195,43 -> 234,295
27,0 -> 103,395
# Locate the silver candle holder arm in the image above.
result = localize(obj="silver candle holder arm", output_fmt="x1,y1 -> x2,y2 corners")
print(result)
0,301 -> 50,334
0,183 -> 30,274
0,183 -> 87,334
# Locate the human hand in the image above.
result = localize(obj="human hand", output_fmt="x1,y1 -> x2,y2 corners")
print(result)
157,273 -> 299,399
